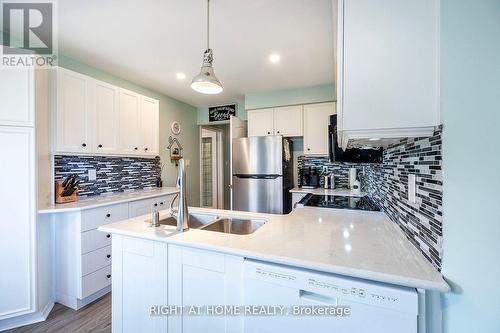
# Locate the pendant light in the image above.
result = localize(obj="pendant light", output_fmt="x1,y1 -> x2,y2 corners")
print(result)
191,0 -> 223,94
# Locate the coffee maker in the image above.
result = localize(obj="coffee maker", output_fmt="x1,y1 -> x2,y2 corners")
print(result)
299,167 -> 320,189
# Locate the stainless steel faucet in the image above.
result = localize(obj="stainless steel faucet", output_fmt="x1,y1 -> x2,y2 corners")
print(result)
175,158 -> 189,231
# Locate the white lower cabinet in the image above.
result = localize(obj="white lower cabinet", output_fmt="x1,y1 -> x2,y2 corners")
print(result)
0,127 -> 36,320
53,195 -> 174,310
112,235 -> 168,333
168,246 -> 244,333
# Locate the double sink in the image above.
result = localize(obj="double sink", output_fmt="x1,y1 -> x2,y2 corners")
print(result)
148,213 -> 266,235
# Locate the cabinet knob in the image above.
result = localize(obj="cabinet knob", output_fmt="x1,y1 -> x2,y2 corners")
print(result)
107,254 -> 111,258
267,132 -> 271,135
277,131 -> 280,134
160,202 -> 164,205
106,213 -> 111,218
307,148 -> 311,151
107,274 -> 111,279
106,234 -> 111,238
145,148 -> 148,151
134,147 -> 138,150
82,143 -> 87,147
98,144 -> 103,148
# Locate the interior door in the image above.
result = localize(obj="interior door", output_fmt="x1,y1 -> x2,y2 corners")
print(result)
200,129 -> 218,208
229,116 -> 247,210
140,96 -> 159,156
118,89 -> 141,155
94,80 -> 119,154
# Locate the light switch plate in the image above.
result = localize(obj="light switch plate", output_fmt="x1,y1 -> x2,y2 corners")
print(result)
408,174 -> 416,203
88,169 -> 97,181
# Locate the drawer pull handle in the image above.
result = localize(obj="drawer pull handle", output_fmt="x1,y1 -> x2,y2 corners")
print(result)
107,254 -> 111,258
106,234 -> 111,238
107,274 -> 111,279
106,213 -> 111,218
160,202 -> 164,205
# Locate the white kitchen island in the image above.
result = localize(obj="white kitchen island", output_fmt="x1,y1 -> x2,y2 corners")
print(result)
100,206 -> 448,333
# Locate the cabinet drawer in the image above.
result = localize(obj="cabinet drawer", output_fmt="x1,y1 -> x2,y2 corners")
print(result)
81,229 -> 112,254
82,245 -> 112,276
81,265 -> 111,299
128,195 -> 173,218
81,203 -> 128,232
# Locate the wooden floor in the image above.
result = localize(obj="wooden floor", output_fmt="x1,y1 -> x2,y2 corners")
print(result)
6,294 -> 111,333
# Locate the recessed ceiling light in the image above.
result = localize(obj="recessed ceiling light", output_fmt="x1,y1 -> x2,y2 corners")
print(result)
369,138 -> 380,141
176,72 -> 186,80
269,54 -> 281,64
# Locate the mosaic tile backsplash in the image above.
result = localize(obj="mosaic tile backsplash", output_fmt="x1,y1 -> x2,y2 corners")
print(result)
54,155 -> 161,197
298,126 -> 443,270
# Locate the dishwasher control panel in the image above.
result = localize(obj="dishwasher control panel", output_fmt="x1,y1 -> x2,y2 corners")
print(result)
245,259 -> 418,315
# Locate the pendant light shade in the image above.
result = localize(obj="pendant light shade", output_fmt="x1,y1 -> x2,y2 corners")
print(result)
191,0 -> 223,94
191,49 -> 223,94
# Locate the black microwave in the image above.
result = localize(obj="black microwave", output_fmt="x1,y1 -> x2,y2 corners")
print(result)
328,115 -> 383,163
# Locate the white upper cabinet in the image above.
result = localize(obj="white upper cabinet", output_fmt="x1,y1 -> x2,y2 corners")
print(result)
118,89 -> 141,155
0,68 -> 34,127
139,96 -> 160,155
274,105 -> 303,137
247,108 -> 274,136
55,68 -> 91,153
53,68 -> 159,157
303,102 -> 335,155
93,81 -> 120,154
337,0 -> 439,147
247,106 -> 303,137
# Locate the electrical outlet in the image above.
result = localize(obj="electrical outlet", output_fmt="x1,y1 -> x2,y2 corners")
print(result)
408,174 -> 416,203
88,169 -> 97,181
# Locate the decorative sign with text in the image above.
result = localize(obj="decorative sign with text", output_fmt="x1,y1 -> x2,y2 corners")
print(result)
209,104 -> 237,122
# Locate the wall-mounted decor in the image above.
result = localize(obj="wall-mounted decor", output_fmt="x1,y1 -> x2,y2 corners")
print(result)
171,121 -> 181,135
209,104 -> 237,122
167,136 -> 183,162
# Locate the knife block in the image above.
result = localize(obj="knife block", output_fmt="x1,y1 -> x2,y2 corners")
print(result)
55,180 -> 78,204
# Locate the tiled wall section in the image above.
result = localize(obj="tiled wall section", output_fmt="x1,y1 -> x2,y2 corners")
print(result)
54,155 -> 161,197
297,156 -> 374,190
298,126 -> 443,270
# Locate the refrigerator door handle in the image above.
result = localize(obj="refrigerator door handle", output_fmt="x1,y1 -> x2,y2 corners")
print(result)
234,174 -> 281,179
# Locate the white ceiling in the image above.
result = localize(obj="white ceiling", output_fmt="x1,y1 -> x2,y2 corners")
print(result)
58,0 -> 335,107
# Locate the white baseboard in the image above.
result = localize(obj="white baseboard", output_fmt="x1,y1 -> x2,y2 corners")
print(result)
0,301 -> 54,332
57,286 -> 111,310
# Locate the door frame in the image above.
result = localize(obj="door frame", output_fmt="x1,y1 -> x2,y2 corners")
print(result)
199,126 -> 224,208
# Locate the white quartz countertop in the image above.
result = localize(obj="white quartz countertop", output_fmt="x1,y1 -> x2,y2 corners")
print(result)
290,187 -> 365,197
99,206 -> 449,292
38,187 -> 179,214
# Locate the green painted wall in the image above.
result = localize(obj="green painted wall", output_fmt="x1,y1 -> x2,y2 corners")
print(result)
244,83 -> 335,110
59,56 -> 200,206
440,0 -> 500,332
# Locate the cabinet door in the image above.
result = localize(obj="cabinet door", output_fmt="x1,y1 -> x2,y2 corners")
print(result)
303,102 -> 335,155
112,236 -> 168,333
93,80 -> 119,154
340,0 -> 439,133
56,69 -> 91,153
0,127 -> 35,319
247,109 -> 274,136
274,105 -> 303,137
168,246 -> 243,333
140,96 -> 159,156
0,68 -> 34,127
118,89 -> 141,155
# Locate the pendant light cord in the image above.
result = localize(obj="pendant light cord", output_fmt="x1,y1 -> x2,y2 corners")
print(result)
207,0 -> 210,50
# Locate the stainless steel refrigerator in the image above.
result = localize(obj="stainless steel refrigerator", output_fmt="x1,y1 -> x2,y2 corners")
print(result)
232,136 -> 293,214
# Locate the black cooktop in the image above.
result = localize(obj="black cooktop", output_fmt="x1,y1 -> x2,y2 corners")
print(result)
299,194 -> 380,211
